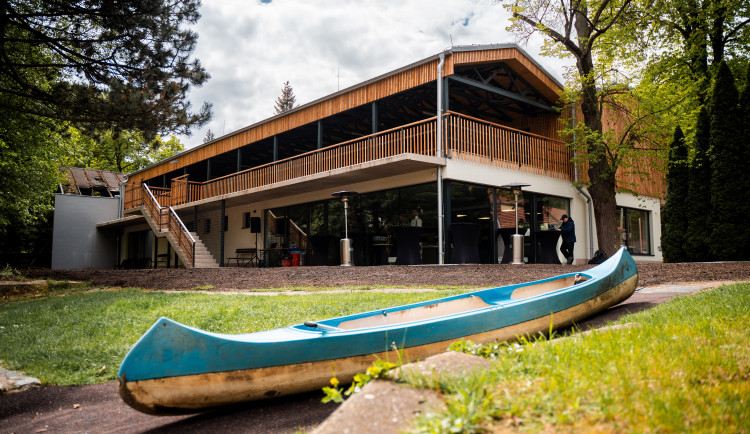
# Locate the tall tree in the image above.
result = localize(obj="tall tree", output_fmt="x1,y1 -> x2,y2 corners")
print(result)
1,0 -> 212,138
708,62 -> 746,260
203,129 -> 215,143
274,81 -> 297,114
741,63 -> 750,136
661,126 -> 689,262
684,107 -> 712,261
1,0 -> 211,251
638,0 -> 750,106
503,0 -> 652,255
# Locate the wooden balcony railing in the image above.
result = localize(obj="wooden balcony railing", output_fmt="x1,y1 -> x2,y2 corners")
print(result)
445,111 -> 573,180
124,113 -> 577,211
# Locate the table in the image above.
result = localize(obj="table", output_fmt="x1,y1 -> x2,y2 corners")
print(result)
534,230 -> 562,264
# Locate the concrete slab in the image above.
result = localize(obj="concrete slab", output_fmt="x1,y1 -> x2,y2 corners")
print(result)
635,281 -> 733,294
0,367 -> 40,393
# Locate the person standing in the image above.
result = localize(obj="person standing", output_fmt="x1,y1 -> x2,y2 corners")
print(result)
558,214 -> 576,264
409,208 -> 423,227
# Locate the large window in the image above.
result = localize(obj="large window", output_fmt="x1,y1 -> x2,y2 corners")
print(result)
265,183 -> 438,265
617,207 -> 651,255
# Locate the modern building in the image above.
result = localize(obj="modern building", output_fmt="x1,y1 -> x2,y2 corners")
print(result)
91,44 -> 663,270
52,167 -> 125,269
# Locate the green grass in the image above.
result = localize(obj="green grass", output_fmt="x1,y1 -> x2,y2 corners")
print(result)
0,287 -> 466,385
406,283 -> 750,433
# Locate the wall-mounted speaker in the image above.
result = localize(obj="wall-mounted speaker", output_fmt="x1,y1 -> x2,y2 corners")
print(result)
250,217 -> 261,233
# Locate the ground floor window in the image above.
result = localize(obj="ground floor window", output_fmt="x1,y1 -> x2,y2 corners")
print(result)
447,181 -> 569,264
261,181 -> 570,265
266,183 -> 438,265
617,207 -> 651,255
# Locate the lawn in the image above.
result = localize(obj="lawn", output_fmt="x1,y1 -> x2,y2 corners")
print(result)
0,286 -> 466,385
403,282 -> 750,432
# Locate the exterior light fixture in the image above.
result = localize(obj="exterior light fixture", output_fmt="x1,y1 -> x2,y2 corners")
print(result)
501,183 -> 530,264
332,191 -> 359,266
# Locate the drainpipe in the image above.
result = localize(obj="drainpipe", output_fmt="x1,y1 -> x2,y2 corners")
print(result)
571,102 -> 594,259
119,181 -> 126,219
436,51 -> 445,264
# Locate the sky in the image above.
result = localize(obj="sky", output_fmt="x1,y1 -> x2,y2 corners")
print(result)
179,0 -> 574,149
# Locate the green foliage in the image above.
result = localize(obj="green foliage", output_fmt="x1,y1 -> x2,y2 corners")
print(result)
409,283 -> 750,432
709,62 -> 748,260
0,111 -> 62,255
632,0 -> 750,106
1,0 -> 211,138
685,107 -> 712,261
1,1 -> 205,260
0,288 -> 465,385
321,359 -> 399,404
59,128 -> 185,174
408,371 -> 501,433
661,126 -> 690,262
0,265 -> 23,279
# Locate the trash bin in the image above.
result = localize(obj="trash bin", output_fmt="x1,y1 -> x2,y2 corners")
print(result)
291,252 -> 301,266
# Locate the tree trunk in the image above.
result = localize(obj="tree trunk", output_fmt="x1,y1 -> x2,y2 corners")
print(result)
579,74 -> 620,255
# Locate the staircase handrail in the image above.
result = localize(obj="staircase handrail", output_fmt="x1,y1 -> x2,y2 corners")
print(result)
143,184 -> 197,267
142,184 -> 165,230
169,206 -> 196,268
169,206 -> 195,244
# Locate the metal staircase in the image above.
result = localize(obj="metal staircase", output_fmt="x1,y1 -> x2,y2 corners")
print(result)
139,185 -> 219,268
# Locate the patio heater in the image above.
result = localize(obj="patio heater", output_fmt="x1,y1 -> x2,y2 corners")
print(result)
501,183 -> 530,264
332,191 -> 358,266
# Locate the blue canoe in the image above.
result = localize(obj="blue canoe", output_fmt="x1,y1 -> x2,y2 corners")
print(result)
119,247 -> 638,414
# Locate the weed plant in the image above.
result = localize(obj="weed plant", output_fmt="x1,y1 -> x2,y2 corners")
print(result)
407,283 -> 750,433
0,287 -> 465,385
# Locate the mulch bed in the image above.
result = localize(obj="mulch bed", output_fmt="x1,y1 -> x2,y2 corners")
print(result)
21,261 -> 750,291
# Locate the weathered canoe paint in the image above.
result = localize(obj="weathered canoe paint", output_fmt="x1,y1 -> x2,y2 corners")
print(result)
119,247 -> 637,415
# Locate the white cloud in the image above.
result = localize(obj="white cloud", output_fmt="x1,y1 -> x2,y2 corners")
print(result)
180,0 -> 573,148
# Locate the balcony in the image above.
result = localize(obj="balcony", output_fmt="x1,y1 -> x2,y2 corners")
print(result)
123,112 -> 574,212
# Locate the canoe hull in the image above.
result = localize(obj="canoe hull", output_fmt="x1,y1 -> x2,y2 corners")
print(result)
120,272 -> 637,415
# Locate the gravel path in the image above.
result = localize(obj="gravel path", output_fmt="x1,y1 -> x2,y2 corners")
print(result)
21,261 -> 750,291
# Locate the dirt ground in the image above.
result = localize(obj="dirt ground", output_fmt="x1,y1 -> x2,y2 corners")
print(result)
20,260 -> 750,291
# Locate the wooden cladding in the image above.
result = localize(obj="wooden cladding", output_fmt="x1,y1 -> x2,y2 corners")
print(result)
124,114 -> 577,211
132,46 -> 564,182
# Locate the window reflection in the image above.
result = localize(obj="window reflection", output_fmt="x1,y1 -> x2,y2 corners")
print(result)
617,207 -> 651,255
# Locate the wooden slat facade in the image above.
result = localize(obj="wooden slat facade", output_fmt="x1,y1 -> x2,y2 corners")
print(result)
129,46 -> 561,183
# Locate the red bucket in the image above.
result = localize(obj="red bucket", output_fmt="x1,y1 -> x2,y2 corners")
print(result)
282,258 -> 292,267
291,253 -> 301,266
